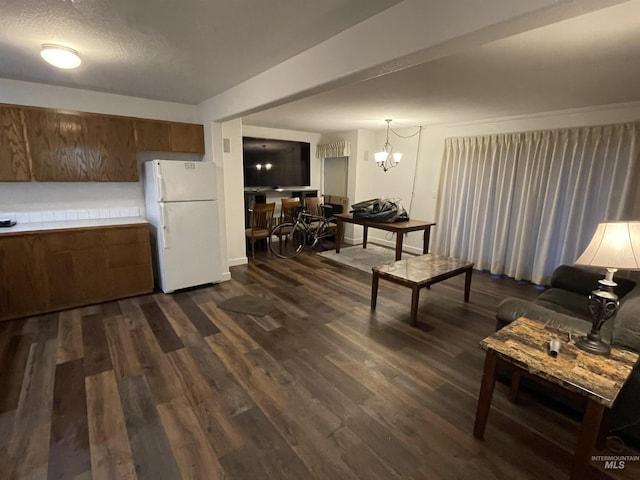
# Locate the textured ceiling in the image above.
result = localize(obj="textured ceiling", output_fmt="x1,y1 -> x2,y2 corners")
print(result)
243,0 -> 640,131
0,0 -> 401,104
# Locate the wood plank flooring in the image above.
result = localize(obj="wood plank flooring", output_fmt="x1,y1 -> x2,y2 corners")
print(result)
1,248 -> 639,480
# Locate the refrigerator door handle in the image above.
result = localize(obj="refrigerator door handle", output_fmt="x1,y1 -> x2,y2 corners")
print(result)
156,168 -> 165,202
160,204 -> 169,249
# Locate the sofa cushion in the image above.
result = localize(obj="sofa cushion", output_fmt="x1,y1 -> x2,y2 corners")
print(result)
613,289 -> 640,352
550,265 -> 637,298
496,298 -> 592,334
534,288 -> 591,321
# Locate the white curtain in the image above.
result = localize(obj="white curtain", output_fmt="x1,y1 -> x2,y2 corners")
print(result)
434,122 -> 640,285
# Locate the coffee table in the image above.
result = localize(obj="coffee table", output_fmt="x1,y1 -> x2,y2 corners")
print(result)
473,317 -> 639,480
371,254 -> 474,326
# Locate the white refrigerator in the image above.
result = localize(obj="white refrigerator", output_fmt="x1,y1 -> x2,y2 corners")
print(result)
144,160 -> 222,293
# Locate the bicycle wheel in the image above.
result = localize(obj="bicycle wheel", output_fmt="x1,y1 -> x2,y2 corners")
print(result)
269,223 -> 306,258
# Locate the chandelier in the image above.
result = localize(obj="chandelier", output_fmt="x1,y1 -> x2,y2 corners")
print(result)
374,119 -> 422,172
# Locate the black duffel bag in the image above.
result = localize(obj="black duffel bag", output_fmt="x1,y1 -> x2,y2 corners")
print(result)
350,198 -> 409,223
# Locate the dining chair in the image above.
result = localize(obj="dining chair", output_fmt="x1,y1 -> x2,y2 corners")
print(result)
245,202 -> 275,260
280,197 -> 300,224
305,196 -> 336,233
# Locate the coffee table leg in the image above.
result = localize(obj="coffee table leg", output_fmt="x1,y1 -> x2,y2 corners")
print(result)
336,219 -> 343,254
572,399 -> 605,480
474,350 -> 498,439
410,286 -> 420,326
423,226 -> 430,254
464,268 -> 472,301
371,271 -> 379,310
395,232 -> 403,261
363,226 -> 368,249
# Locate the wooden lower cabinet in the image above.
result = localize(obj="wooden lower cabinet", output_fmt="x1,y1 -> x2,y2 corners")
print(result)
0,224 -> 153,321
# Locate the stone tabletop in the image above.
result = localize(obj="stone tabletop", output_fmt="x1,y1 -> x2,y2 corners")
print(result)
373,253 -> 473,283
481,317 -> 639,407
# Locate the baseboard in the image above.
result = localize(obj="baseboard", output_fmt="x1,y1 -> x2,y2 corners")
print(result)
228,256 -> 248,267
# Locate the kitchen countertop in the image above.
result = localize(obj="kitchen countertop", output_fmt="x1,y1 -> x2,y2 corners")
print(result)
0,216 -> 149,236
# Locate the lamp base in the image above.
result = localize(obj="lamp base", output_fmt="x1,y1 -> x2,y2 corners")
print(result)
575,335 -> 611,356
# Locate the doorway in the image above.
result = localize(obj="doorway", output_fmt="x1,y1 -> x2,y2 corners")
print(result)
323,156 -> 348,196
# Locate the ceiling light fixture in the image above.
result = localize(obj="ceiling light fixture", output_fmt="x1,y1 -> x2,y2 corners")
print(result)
374,119 -> 422,172
40,44 -> 82,69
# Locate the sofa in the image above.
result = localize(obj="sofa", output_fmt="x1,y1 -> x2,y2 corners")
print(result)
496,265 -> 640,446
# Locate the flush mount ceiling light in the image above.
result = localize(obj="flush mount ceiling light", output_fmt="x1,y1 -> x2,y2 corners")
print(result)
374,119 -> 422,172
40,44 -> 82,69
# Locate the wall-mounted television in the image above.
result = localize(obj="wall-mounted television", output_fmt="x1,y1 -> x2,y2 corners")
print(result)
242,137 -> 311,188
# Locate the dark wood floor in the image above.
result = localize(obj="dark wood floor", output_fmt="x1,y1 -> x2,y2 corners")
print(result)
1,248 -> 638,480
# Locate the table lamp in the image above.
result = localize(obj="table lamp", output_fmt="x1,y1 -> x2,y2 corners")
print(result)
574,221 -> 640,355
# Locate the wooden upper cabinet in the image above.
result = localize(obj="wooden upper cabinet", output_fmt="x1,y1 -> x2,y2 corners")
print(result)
2,103 -> 203,183
23,108 -> 91,181
23,108 -> 137,182
135,119 -> 171,151
0,105 -> 31,181
134,119 -> 204,154
85,115 -> 137,181
170,122 -> 205,153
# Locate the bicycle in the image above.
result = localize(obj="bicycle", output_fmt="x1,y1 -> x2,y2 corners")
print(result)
269,206 -> 336,259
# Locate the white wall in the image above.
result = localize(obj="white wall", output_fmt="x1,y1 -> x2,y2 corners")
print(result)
221,119 -> 247,267
0,78 -> 200,122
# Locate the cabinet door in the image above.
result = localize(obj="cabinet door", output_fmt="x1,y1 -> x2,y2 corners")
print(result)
0,106 -> 31,181
104,225 -> 153,298
41,230 -> 110,307
0,235 -> 48,321
85,115 -> 137,181
23,108 -> 91,181
170,122 -> 205,153
135,119 -> 171,151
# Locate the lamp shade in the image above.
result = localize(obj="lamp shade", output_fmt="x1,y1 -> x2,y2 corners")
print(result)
575,221 -> 640,270
374,151 -> 388,164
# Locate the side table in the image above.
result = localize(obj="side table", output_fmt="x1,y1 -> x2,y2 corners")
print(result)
473,317 -> 638,480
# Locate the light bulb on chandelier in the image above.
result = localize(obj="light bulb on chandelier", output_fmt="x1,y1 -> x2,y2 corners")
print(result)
374,119 -> 421,172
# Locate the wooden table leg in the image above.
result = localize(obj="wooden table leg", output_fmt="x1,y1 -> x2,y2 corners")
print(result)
572,399 -> 605,480
410,286 -> 420,326
371,271 -> 379,310
395,232 -> 403,261
596,409 -> 611,451
464,268 -> 472,301
508,369 -> 522,403
423,226 -> 431,254
336,219 -> 343,254
474,350 -> 498,439
363,226 -> 368,249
